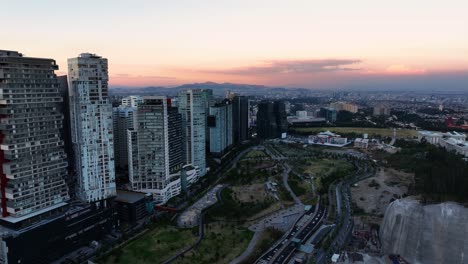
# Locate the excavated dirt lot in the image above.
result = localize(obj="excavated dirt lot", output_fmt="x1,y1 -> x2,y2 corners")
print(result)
351,167 -> 414,216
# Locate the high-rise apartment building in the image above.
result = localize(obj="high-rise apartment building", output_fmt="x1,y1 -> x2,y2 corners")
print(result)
256,101 -> 288,139
167,104 -> 184,173
128,97 -> 184,204
178,90 -> 207,177
209,101 -> 233,155
0,50 -> 69,219
121,95 -> 142,107
68,53 -> 116,203
232,95 -> 249,143
112,106 -> 136,169
201,89 -> 214,144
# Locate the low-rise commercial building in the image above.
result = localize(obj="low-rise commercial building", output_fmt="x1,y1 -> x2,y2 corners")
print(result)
114,190 -> 153,225
308,131 -> 348,147
418,130 -> 468,157
354,138 -> 369,149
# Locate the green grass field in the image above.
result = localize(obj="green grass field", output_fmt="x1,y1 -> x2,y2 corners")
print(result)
291,127 -> 417,138
244,149 -> 268,158
290,158 -> 354,193
174,222 -> 253,264
100,225 -> 197,264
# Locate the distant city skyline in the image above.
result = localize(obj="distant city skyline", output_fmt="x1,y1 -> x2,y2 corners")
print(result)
2,0 -> 468,89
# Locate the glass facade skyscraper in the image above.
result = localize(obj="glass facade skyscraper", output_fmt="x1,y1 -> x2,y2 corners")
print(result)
178,90 -> 207,177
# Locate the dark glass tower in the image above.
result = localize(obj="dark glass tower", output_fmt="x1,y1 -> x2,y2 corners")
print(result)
232,96 -> 249,143
256,100 -> 287,139
168,103 -> 183,173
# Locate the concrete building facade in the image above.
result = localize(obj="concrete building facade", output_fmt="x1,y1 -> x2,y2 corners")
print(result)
0,50 -> 69,219
128,97 -> 183,204
68,53 -> 116,203
121,95 -> 142,107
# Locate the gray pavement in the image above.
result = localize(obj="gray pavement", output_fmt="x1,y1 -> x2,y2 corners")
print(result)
177,184 -> 224,228
249,203 -> 304,232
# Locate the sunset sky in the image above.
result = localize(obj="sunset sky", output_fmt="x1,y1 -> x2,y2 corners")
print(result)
2,0 -> 468,90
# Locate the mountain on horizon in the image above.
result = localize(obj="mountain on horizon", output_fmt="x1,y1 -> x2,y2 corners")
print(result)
109,82 -> 301,96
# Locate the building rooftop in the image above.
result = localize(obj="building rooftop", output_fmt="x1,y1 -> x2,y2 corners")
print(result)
318,130 -> 339,137
79,53 -> 102,59
418,130 -> 442,137
115,190 -> 149,204
0,202 -> 67,224
0,50 -> 22,57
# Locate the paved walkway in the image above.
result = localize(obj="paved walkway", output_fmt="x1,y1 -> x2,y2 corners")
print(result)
177,184 -> 224,228
249,203 -> 303,232
282,164 -> 303,206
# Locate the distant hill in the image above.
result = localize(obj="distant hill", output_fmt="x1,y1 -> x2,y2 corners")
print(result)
109,82 -> 308,97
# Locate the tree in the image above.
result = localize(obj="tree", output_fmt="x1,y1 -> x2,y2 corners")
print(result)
336,110 -> 354,123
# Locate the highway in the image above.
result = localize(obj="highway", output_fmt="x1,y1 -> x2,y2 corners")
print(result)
255,203 -> 326,264
254,145 -> 375,264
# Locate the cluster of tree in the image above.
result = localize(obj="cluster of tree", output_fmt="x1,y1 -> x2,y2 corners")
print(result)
288,174 -> 307,196
417,107 -> 455,116
388,140 -> 468,203
207,188 -> 272,220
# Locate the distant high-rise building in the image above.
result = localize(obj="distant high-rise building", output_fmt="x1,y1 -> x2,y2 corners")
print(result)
121,95 -> 142,107
0,50 -> 69,219
256,101 -> 288,139
167,104 -> 184,173
284,101 -> 291,114
225,90 -> 236,100
274,101 -> 288,135
128,96 -> 184,204
68,53 -> 116,203
232,96 -> 249,143
201,89 -> 214,144
112,106 -> 136,169
320,107 -> 337,123
209,101 -> 233,155
178,90 -> 207,176
330,102 -> 359,113
373,105 -> 391,116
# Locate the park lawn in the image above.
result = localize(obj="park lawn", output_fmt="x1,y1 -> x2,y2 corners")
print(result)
224,161 -> 278,185
244,149 -> 268,158
288,173 -> 319,205
291,127 -> 417,138
290,158 -> 354,194
293,158 -> 352,177
273,143 -> 316,157
174,222 -> 254,264
100,225 -> 197,264
208,187 -> 274,220
238,228 -> 284,264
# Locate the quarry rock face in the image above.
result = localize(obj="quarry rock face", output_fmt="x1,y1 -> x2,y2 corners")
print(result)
380,198 -> 468,264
